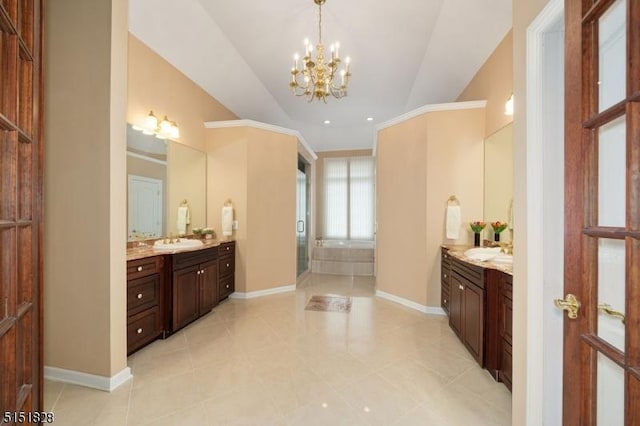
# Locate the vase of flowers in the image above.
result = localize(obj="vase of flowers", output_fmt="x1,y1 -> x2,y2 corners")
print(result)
491,221 -> 508,242
470,221 -> 486,247
192,227 -> 203,238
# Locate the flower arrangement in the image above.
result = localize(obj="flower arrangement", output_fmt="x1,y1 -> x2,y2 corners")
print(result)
202,227 -> 215,239
192,227 -> 203,236
491,221 -> 508,234
470,221 -> 486,233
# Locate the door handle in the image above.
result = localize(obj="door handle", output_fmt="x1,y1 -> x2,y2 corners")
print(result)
297,220 -> 305,233
598,303 -> 625,324
554,294 -> 581,319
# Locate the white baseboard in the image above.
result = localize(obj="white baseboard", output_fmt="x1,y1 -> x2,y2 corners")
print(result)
44,365 -> 132,392
229,284 -> 296,299
375,290 -> 446,316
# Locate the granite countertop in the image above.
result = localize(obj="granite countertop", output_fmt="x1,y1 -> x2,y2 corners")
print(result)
442,244 -> 513,276
127,239 -> 229,261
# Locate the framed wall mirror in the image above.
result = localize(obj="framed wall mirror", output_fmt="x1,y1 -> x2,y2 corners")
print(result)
484,123 -> 513,242
126,124 -> 207,241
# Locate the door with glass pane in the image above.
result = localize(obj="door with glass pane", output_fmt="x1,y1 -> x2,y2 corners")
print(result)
297,158 -> 310,277
562,0 -> 639,423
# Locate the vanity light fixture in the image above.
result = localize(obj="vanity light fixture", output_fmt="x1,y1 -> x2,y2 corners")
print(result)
504,94 -> 514,116
135,110 -> 180,139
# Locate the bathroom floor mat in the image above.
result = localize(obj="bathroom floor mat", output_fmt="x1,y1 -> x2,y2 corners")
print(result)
305,295 -> 352,313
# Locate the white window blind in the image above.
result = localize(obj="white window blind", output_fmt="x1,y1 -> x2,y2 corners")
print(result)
323,156 -> 374,240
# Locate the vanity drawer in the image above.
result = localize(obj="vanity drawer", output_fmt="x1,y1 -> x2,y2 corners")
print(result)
127,306 -> 161,354
172,247 -> 217,270
219,275 -> 234,300
127,274 -> 160,316
218,242 -> 235,256
127,256 -> 161,280
219,255 -> 235,278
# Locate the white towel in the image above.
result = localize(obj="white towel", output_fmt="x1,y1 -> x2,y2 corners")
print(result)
221,205 -> 233,236
445,205 -> 461,239
177,206 -> 190,235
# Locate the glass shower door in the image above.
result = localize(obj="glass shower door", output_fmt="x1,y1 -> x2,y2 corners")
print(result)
296,161 -> 310,276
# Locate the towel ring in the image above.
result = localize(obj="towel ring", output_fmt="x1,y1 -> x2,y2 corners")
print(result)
180,199 -> 188,206
447,195 -> 460,206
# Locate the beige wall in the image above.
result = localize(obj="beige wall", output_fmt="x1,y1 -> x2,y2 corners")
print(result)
314,149 -> 373,239
512,0 -> 551,424
376,107 -> 485,306
457,31 -> 513,138
206,128 -> 249,291
206,126 -> 298,293
127,35 -> 237,152
44,0 -> 128,377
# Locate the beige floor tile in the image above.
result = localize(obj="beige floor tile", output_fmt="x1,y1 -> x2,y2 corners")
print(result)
201,382 -> 283,425
335,373 -> 421,426
136,403 -> 210,426
128,371 -> 203,425
43,379 -> 64,412
42,272 -> 511,425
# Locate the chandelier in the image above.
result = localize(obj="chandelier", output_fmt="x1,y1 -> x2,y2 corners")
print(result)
289,0 -> 351,103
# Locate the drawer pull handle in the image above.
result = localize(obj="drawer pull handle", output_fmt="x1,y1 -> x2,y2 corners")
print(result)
137,266 -> 143,272
226,247 -> 230,251
226,263 -> 230,268
226,284 -> 230,289
444,298 -> 447,304
444,274 -> 447,278
137,293 -> 143,299
459,285 -> 464,290
137,328 -> 143,334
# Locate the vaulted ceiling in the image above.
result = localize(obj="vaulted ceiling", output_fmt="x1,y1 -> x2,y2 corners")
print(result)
129,0 -> 512,152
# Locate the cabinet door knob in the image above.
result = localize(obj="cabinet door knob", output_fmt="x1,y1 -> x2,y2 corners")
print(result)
137,293 -> 143,299
137,266 -> 143,272
459,284 -> 464,290
226,246 -> 230,251
226,263 -> 230,268
226,284 -> 230,289
444,298 -> 448,304
137,328 -> 143,334
444,274 -> 447,278
201,270 -> 205,274
197,271 -> 201,275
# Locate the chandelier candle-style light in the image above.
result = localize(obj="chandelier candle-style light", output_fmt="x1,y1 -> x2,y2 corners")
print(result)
290,0 -> 351,103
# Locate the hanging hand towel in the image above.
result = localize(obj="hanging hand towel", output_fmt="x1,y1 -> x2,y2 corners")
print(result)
177,206 -> 190,235
445,205 -> 461,239
221,205 -> 233,236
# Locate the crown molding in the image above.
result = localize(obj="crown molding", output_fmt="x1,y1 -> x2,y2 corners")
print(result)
204,119 -> 318,160
372,100 -> 487,155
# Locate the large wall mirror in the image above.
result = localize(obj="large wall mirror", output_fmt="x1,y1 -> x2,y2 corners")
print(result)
126,124 -> 207,241
484,123 -> 513,242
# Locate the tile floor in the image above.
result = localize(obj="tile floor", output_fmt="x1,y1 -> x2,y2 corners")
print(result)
44,273 -> 511,425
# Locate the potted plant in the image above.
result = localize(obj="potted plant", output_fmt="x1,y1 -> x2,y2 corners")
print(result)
202,227 -> 215,240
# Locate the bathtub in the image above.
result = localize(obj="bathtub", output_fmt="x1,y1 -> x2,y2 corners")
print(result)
312,240 -> 375,276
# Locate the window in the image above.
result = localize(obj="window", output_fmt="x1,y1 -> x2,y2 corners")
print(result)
323,156 -> 375,240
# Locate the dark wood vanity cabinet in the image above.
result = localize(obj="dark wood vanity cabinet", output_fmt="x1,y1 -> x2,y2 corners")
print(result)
171,247 -> 219,331
127,241 -> 237,352
441,249 -> 451,314
218,241 -> 236,300
498,273 -> 513,390
449,257 -> 485,365
126,256 -> 164,354
442,247 -> 513,391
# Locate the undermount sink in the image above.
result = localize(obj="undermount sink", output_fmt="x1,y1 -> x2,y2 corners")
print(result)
153,238 -> 204,250
463,247 -> 513,264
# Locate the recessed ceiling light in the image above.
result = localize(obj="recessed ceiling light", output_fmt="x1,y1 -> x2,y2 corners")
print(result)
366,117 -> 374,121
324,120 -> 331,124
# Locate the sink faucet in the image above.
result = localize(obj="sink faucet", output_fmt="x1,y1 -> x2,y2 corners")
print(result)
499,242 -> 513,255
